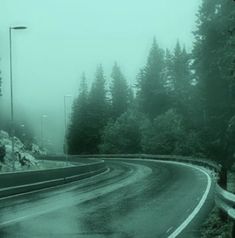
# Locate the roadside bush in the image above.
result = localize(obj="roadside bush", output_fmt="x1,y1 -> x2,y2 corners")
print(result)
0,142 -> 6,163
99,111 -> 145,153
141,109 -> 185,154
174,131 -> 206,157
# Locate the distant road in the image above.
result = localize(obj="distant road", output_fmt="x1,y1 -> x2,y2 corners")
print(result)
0,159 -> 214,238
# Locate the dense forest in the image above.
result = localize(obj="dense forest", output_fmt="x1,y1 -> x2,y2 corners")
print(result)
67,0 -> 235,177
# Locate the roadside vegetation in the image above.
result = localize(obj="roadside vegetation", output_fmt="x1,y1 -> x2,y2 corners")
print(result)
66,1 -> 235,235
0,0 -> 235,235
68,0 -> 235,174
201,208 -> 232,238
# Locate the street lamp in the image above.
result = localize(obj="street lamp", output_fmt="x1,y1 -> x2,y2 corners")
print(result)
9,26 -> 27,169
20,124 -> 26,139
64,94 -> 72,165
41,114 -> 48,151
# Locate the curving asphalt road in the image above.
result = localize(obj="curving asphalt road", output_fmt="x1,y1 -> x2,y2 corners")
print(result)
0,159 -> 215,238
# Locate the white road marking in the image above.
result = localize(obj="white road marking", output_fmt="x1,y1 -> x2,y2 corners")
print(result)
1,158 -> 212,237
166,227 -> 174,234
167,165 -> 211,238
128,159 -> 212,238
0,216 -> 28,227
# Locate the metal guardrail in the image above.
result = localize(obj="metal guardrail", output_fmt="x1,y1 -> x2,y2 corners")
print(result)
4,153 -> 235,225
70,153 -> 221,171
0,158 -> 107,198
72,154 -> 235,221
45,153 -> 220,171
215,184 -> 235,220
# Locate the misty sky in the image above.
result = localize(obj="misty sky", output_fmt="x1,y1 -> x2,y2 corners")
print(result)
0,0 -> 201,152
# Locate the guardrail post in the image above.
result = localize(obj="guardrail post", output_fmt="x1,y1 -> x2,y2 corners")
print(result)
218,166 -> 227,189
218,166 -> 228,221
232,222 -> 235,238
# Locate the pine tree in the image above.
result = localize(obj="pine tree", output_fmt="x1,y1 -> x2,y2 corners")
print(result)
137,38 -> 168,119
218,0 -> 235,116
192,0 -> 235,173
164,48 -> 174,92
99,111 -> 143,153
172,42 -> 191,94
110,62 -> 129,119
193,0 -> 226,130
0,68 -> 2,96
170,42 -> 192,119
67,73 -> 90,154
87,65 -> 109,153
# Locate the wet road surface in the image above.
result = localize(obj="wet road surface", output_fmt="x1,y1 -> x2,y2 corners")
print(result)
0,159 -> 214,238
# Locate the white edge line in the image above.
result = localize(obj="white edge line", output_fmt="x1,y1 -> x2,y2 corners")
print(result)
3,158 -> 212,236
109,158 -> 212,238
166,162 -> 211,238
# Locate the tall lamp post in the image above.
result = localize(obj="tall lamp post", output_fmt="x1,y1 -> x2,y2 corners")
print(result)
9,26 -> 27,169
64,95 -> 72,165
41,114 -> 48,151
20,123 -> 25,140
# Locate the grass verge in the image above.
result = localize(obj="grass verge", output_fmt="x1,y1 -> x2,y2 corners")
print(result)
201,207 -> 232,238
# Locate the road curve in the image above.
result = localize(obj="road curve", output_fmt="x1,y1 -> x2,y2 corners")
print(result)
0,159 -> 214,238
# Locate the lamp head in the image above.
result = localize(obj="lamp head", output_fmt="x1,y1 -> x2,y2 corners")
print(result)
11,26 -> 27,30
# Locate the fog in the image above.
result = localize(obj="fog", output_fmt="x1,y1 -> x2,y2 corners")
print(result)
0,0 -> 201,152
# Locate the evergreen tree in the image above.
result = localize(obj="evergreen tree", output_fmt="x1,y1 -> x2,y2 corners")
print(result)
99,111 -> 144,153
218,0 -> 235,116
193,0 -> 235,175
0,68 -> 2,96
141,109 -> 185,154
67,73 -> 90,154
170,42 -> 192,121
172,42 -> 191,95
110,62 -> 129,119
87,65 -> 109,153
193,0 -> 228,130
137,38 -> 169,119
0,66 -> 2,127
127,86 -> 135,109
164,48 -> 174,92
